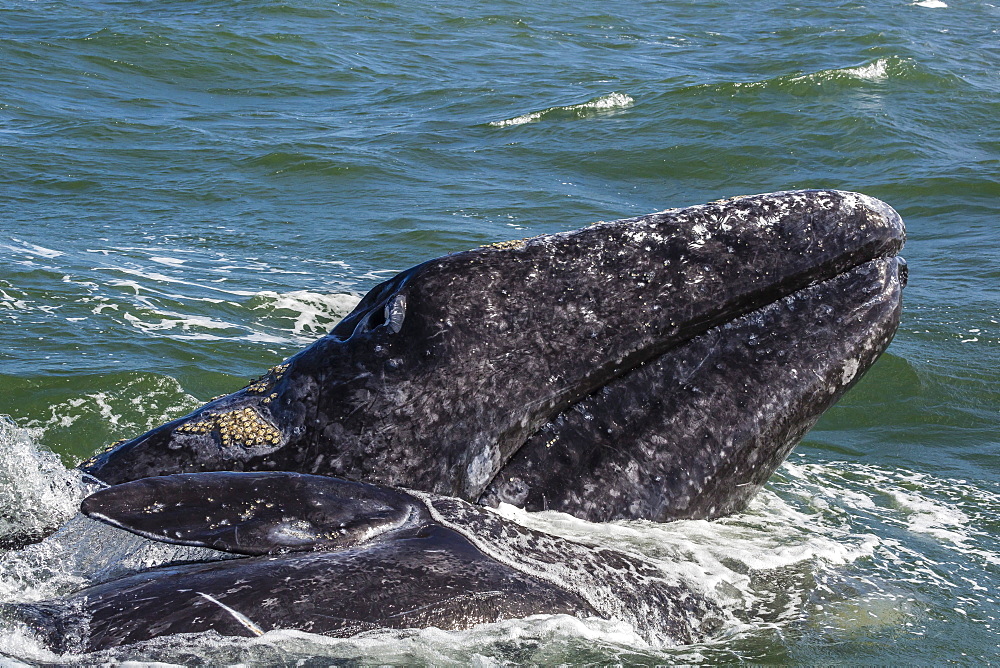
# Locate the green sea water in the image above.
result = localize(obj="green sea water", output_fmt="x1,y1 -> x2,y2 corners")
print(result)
1,0 -> 998,664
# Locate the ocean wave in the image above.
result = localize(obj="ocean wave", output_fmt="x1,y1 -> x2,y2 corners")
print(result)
489,92 -> 634,127
241,151 -> 363,177
791,57 -> 899,84
683,56 -> 958,97
0,614 -> 694,666
829,59 -> 891,82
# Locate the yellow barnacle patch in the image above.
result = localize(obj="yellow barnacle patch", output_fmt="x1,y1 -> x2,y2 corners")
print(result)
243,363 -> 291,395
480,235 -> 543,251
173,406 -> 283,449
482,239 -> 527,251
80,438 -> 128,467
102,438 -> 127,454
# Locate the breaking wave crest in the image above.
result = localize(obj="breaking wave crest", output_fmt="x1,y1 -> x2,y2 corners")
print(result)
489,92 -> 634,127
674,56 -> 960,98
0,418 -> 85,550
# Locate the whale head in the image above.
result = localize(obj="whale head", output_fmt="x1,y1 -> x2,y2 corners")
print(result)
81,189 -> 905,521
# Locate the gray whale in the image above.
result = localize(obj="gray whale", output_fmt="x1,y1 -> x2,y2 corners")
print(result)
80,189 -> 906,524
6,189 -> 906,651
10,472 -> 721,652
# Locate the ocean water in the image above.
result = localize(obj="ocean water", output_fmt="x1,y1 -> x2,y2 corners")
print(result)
0,0 -> 997,664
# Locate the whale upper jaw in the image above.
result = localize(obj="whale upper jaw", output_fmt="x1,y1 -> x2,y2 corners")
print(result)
81,189 -> 905,522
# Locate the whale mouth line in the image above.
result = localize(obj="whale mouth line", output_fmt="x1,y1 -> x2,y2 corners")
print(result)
511,249 -> 906,442
479,251 -> 905,518
649,248 -> 907,356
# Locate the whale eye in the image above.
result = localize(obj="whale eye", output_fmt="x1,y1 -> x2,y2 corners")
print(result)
384,293 -> 406,334
350,291 -> 407,338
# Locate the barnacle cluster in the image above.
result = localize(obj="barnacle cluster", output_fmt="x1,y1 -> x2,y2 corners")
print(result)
482,239 -> 527,250
244,363 -> 290,403
175,407 -> 282,448
480,235 -> 542,251
81,438 -> 128,468
101,438 -> 127,454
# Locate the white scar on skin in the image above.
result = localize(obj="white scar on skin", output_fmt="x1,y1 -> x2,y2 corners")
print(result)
196,591 -> 265,636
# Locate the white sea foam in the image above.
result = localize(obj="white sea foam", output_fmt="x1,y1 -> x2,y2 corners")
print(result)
123,310 -> 237,334
0,418 -> 85,551
103,266 -> 259,298
1,240 -> 64,259
250,290 -> 360,338
911,0 -> 947,7
0,288 -> 29,312
23,375 -> 201,438
783,58 -> 899,86
888,488 -> 970,545
493,481 -> 881,629
149,256 -> 187,266
100,285 -> 360,344
0,422 -> 232,608
0,624 -> 63,666
490,93 -> 634,127
495,456 -> 1000,637
30,614 -> 681,666
840,59 -> 890,81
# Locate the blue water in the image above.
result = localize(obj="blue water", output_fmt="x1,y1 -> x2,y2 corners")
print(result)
1,0 -> 998,663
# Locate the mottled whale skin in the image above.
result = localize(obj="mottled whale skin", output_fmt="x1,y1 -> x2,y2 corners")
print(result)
81,190 -> 906,523
9,472 -> 720,652
481,256 -> 903,521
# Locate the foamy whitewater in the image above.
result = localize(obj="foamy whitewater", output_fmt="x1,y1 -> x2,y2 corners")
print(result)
489,92 -> 635,127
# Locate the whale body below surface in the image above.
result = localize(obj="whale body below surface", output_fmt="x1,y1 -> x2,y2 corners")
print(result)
5,190 -> 907,652
81,189 -> 907,525
10,472 -> 723,652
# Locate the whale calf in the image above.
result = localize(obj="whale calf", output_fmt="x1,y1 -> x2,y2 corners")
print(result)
9,472 -> 721,652
80,190 -> 906,524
